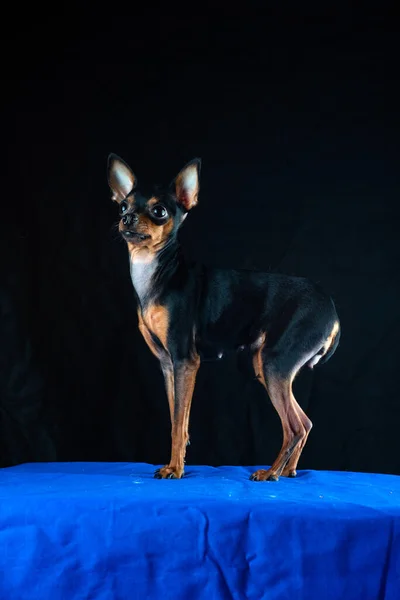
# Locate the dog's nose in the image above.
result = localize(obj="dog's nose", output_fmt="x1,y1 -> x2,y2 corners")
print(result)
122,213 -> 138,226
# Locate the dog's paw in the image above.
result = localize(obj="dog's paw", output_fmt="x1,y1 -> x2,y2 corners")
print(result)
154,465 -> 184,479
250,469 -> 279,482
281,466 -> 297,478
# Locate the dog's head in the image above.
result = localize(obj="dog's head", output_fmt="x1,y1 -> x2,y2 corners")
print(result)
108,154 -> 201,255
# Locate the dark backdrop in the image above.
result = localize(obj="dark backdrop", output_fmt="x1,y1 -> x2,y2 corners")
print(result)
1,9 -> 399,475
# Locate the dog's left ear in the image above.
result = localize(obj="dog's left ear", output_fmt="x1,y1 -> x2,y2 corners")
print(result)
108,153 -> 137,203
173,158 -> 201,212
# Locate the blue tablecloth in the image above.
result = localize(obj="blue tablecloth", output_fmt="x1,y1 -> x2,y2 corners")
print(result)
0,462 -> 399,599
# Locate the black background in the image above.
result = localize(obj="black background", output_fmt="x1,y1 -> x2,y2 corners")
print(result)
1,8 -> 399,475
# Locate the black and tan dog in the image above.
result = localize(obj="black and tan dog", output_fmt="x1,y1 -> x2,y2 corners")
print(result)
108,154 -> 340,481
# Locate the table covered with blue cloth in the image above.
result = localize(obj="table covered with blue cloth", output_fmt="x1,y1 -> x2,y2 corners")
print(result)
0,462 -> 399,599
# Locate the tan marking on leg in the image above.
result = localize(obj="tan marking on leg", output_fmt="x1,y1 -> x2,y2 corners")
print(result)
251,372 -> 307,481
137,310 -> 160,358
279,322 -> 338,475
156,354 -> 200,479
161,362 -> 175,423
138,309 -> 174,423
251,336 -> 311,481
252,332 -> 267,383
281,404 -> 312,477
141,304 -> 169,349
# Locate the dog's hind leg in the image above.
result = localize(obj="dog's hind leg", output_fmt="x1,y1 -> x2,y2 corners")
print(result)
250,336 -> 312,482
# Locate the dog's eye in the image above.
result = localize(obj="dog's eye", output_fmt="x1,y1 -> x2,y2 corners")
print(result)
120,201 -> 128,214
151,204 -> 168,219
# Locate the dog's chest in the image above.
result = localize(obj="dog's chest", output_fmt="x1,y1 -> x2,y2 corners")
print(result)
130,258 -> 158,304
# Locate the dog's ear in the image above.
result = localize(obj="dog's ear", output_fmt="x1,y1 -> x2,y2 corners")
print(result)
108,154 -> 137,202
173,158 -> 201,212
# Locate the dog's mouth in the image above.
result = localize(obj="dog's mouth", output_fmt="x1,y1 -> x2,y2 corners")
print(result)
121,230 -> 151,242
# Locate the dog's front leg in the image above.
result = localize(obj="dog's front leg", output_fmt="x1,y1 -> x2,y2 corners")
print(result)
155,355 -> 200,479
160,358 -> 175,424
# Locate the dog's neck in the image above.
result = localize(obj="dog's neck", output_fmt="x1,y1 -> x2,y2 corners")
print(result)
129,255 -> 158,305
128,239 -> 182,306
128,246 -> 158,306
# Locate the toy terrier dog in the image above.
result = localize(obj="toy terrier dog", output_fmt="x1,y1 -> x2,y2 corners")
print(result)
108,154 -> 340,481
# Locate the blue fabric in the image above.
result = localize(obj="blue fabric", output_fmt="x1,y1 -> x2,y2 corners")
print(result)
0,463 -> 399,599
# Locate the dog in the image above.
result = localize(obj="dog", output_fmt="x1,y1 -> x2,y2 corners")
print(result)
108,154 -> 340,480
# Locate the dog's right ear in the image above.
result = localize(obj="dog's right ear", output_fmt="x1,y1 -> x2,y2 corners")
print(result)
107,154 -> 137,202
